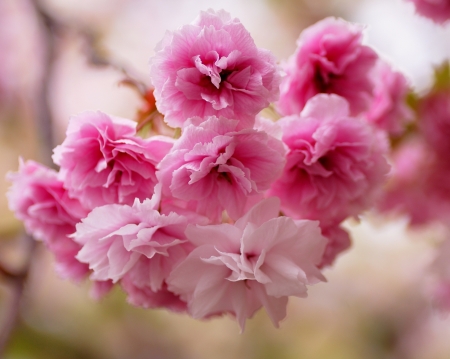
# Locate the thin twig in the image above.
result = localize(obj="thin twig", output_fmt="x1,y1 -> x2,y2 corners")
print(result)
0,0 -> 57,352
31,0 -> 58,166
0,235 -> 36,354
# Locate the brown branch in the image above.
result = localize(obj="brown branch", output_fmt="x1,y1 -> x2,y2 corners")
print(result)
33,1 -> 149,97
30,0 -> 58,167
0,235 -> 36,355
0,0 -> 57,352
0,0 -> 150,353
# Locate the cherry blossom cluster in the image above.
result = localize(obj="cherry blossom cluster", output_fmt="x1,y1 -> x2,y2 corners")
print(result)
9,9 -> 417,330
374,61 -> 450,309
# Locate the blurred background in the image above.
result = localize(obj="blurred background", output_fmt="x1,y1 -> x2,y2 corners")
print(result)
1,0 -> 450,358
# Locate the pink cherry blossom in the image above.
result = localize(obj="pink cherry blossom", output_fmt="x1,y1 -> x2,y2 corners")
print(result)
407,0 -> 450,24
90,280 -> 114,300
378,139 -> 450,226
318,224 -> 351,268
121,275 -> 187,312
157,116 -> 286,221
7,160 -> 89,281
167,197 -> 326,330
150,9 -> 281,129
53,111 -> 174,210
419,89 -> 450,156
365,61 -> 413,136
277,17 -> 378,117
268,94 -> 390,225
74,196 -> 192,311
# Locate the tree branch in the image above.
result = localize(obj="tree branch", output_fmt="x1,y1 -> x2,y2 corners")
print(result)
0,235 -> 36,355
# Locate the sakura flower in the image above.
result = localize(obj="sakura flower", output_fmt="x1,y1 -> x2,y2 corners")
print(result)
168,197 -> 327,330
121,274 -> 187,312
157,116 -> 286,221
277,17 -> 378,117
318,224 -> 351,268
53,111 -> 174,209
268,94 -> 390,225
379,139 -> 450,226
74,196 -> 192,311
90,280 -> 114,300
419,89 -> 450,156
407,0 -> 450,24
150,9 -> 281,129
365,61 -> 413,136
7,160 -> 89,281
379,67 -> 450,225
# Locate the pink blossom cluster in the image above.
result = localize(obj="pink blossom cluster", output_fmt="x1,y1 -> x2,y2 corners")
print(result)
8,10 -> 398,329
379,87 -> 450,227
373,65 -> 450,310
277,17 -> 412,137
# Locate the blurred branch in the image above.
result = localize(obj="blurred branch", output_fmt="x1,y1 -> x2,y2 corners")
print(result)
30,0 -> 58,167
34,0 -> 149,97
0,0 -> 150,353
0,0 -> 56,353
0,235 -> 36,355
80,31 -> 149,97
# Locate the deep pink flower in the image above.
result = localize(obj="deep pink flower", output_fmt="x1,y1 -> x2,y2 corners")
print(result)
157,116 -> 286,221
365,61 -> 413,136
150,9 -> 281,129
7,160 -> 89,281
318,224 -> 351,268
53,111 -> 174,210
407,0 -> 450,24
419,90 -> 450,156
277,17 -> 378,117
90,280 -> 114,300
168,197 -> 326,330
378,139 -> 450,226
268,94 -> 390,225
74,196 -> 192,311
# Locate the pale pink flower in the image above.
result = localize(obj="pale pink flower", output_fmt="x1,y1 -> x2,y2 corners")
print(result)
407,0 -> 450,24
150,9 -> 281,129
157,116 -> 286,221
268,94 -> 390,225
7,160 -> 89,281
168,197 -> 326,330
365,61 -> 413,136
53,111 -> 174,209
277,17 -> 378,117
74,196 -> 192,310
121,275 -> 187,312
